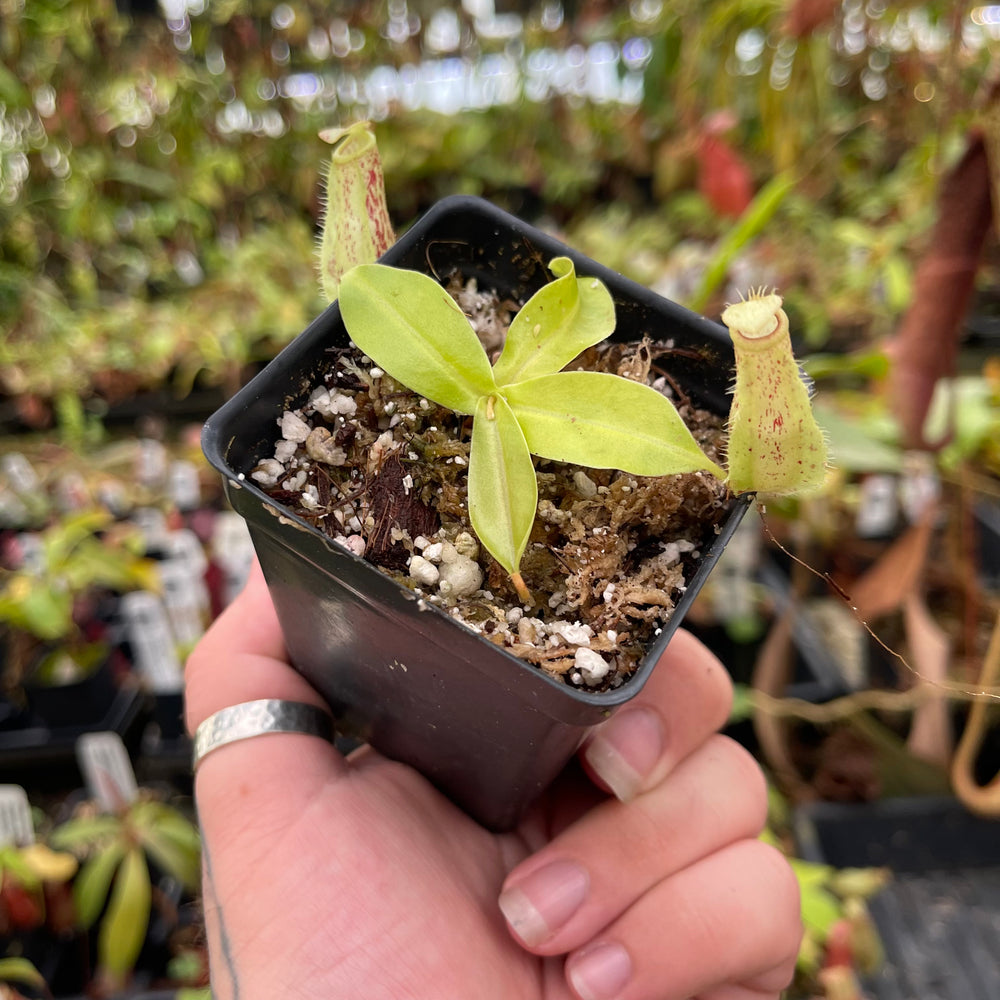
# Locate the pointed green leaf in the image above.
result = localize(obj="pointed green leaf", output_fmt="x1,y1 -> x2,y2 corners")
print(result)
74,841 -> 126,929
492,257 -> 616,385
503,372 -> 725,478
135,818 -> 200,893
98,846 -> 150,977
339,264 -> 496,413
50,815 -> 122,849
0,957 -> 47,989
468,395 -> 537,576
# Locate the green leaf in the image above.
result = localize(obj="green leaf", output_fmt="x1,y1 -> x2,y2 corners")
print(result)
492,257 -> 615,385
339,264 -> 497,413
0,957 -> 46,989
799,882 -> 843,938
467,394 -> 538,577
74,841 -> 126,929
98,846 -> 151,977
688,172 -> 795,314
50,814 -> 122,849
504,372 -> 725,478
134,809 -> 201,893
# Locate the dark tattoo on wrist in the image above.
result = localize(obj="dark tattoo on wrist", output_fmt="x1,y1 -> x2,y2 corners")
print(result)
202,839 -> 240,1000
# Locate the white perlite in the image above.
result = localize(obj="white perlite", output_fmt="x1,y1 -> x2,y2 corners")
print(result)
279,411 -> 311,442
554,622 -> 593,645
309,387 -> 357,418
408,554 -> 440,587
250,459 -> 284,486
575,647 -> 611,686
438,553 -> 483,598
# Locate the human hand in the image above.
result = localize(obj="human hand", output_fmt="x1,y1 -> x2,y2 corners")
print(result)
185,562 -> 801,1000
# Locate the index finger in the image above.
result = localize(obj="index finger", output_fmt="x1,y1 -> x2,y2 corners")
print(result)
580,628 -> 734,801
184,560 -> 331,733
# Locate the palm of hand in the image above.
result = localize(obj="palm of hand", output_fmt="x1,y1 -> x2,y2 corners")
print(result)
202,745 -> 596,1000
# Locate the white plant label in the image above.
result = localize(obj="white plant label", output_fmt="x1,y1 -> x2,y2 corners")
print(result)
132,506 -> 169,551
168,459 -> 201,511
136,438 -> 168,488
15,532 -> 44,574
76,732 -> 138,812
1,452 -> 39,495
212,510 -> 255,604
158,558 -> 207,648
0,785 -> 34,846
120,590 -> 184,692
855,474 -> 899,538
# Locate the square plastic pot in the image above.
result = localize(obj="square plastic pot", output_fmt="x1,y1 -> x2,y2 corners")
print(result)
202,195 -> 750,831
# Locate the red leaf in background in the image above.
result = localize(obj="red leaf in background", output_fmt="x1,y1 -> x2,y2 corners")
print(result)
696,121 -> 754,218
783,0 -> 840,39
885,133 -> 993,449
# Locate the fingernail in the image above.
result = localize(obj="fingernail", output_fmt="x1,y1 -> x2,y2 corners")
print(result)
583,705 -> 664,802
568,942 -> 632,1000
498,860 -> 589,946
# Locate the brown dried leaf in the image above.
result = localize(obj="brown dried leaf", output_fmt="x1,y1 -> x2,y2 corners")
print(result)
848,508 -> 935,621
902,590 -> 953,767
885,134 -> 993,448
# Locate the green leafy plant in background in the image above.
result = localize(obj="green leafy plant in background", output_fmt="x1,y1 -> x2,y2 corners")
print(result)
340,257 -> 726,600
0,509 -> 157,691
0,841 -> 78,934
0,957 -> 47,999
50,797 -> 200,992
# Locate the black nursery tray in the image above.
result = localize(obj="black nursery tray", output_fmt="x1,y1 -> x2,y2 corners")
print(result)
795,797 -> 1000,1000
0,688 -> 146,791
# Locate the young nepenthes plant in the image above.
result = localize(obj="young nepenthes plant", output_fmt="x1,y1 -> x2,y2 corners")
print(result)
339,258 -> 728,602
320,122 -> 827,603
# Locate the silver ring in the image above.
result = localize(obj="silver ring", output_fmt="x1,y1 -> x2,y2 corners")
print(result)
193,699 -> 335,770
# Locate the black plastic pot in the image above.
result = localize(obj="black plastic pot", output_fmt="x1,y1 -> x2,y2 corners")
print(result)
202,195 -> 749,831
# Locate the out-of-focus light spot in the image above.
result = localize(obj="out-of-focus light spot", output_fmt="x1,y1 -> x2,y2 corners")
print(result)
174,250 -> 204,287
257,79 -> 277,101
308,27 -> 330,60
158,133 -> 177,155
861,68 -> 887,100
629,0 -> 662,24
206,46 -> 226,75
271,39 -> 291,64
541,3 -> 563,31
622,36 -> 652,71
971,6 -> 1000,24
914,81 -> 935,102
735,28 -> 765,63
271,4 -> 295,30
117,127 -> 137,147
426,8 -> 461,53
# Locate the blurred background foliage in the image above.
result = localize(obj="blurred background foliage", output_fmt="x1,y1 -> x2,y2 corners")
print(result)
0,0 -> 996,425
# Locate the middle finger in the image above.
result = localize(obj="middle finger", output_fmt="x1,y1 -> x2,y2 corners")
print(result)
499,734 -> 767,954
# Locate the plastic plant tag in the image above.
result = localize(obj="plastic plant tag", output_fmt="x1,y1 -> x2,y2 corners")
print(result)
15,532 -> 44,574
55,472 -> 88,512
1,453 -> 39,495
131,507 -> 169,552
167,460 -> 202,512
76,732 -> 138,812
900,454 -> 940,524
135,438 -> 168,489
120,591 -> 184,692
211,511 -> 255,605
856,474 -> 899,539
0,785 -> 34,846
157,559 -> 207,648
